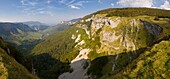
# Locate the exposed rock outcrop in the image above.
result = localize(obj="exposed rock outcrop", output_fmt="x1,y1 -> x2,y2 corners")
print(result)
59,14 -> 164,79
59,49 -> 91,79
140,20 -> 162,36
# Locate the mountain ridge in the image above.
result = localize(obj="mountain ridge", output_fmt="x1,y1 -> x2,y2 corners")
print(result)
30,8 -> 170,79
21,21 -> 50,31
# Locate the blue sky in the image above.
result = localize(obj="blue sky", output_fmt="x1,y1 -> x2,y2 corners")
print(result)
0,0 -> 170,25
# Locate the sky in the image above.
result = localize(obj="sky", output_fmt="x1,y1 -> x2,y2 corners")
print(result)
0,0 -> 170,25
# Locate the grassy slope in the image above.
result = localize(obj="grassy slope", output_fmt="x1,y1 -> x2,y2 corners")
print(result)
80,8 -> 170,78
42,24 -> 71,36
76,8 -> 170,60
96,8 -> 170,17
31,26 -> 80,62
31,26 -> 82,79
79,8 -> 170,22
0,39 -> 38,79
88,37 -> 170,79
0,48 -> 39,79
86,15 -> 170,79
103,39 -> 170,79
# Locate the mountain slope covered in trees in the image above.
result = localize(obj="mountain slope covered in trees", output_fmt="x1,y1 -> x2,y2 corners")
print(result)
0,37 -> 38,79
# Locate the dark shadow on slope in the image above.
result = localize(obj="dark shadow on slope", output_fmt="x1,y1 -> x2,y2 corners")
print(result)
58,59 -> 91,79
87,35 -> 170,79
0,38 -> 33,73
16,39 -> 42,55
87,48 -> 147,79
152,34 -> 170,46
31,53 -> 72,79
87,56 -> 108,77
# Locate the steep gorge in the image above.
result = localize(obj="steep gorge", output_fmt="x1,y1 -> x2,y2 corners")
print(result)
31,8 -> 170,79
0,38 -> 38,79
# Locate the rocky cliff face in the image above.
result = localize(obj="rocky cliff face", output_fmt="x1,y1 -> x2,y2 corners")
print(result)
75,14 -> 162,56
59,14 -> 165,79
31,8 -> 170,79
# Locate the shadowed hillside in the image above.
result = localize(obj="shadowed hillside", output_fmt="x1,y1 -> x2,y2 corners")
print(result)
0,37 -> 39,79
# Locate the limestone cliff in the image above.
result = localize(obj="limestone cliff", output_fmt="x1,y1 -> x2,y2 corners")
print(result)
59,14 -> 167,79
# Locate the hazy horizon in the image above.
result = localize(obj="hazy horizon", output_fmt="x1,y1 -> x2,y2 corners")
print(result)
0,0 -> 170,25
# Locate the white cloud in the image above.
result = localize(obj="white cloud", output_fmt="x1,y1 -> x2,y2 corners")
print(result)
160,0 -> 170,10
29,2 -> 37,6
111,3 -> 114,6
19,0 -> 57,16
59,0 -> 66,3
74,1 -> 89,6
20,0 -> 26,5
98,0 -> 102,3
69,5 -> 80,9
39,11 -> 54,16
65,0 -> 89,9
23,8 -> 54,16
20,0 -> 37,6
67,0 -> 76,5
47,0 -> 51,4
117,0 -> 153,7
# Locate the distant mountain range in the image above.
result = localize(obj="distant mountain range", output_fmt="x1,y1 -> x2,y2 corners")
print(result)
0,22 -> 35,37
60,18 -> 81,25
0,22 -> 43,54
0,18 -> 81,54
21,21 -> 50,31
42,18 -> 81,36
